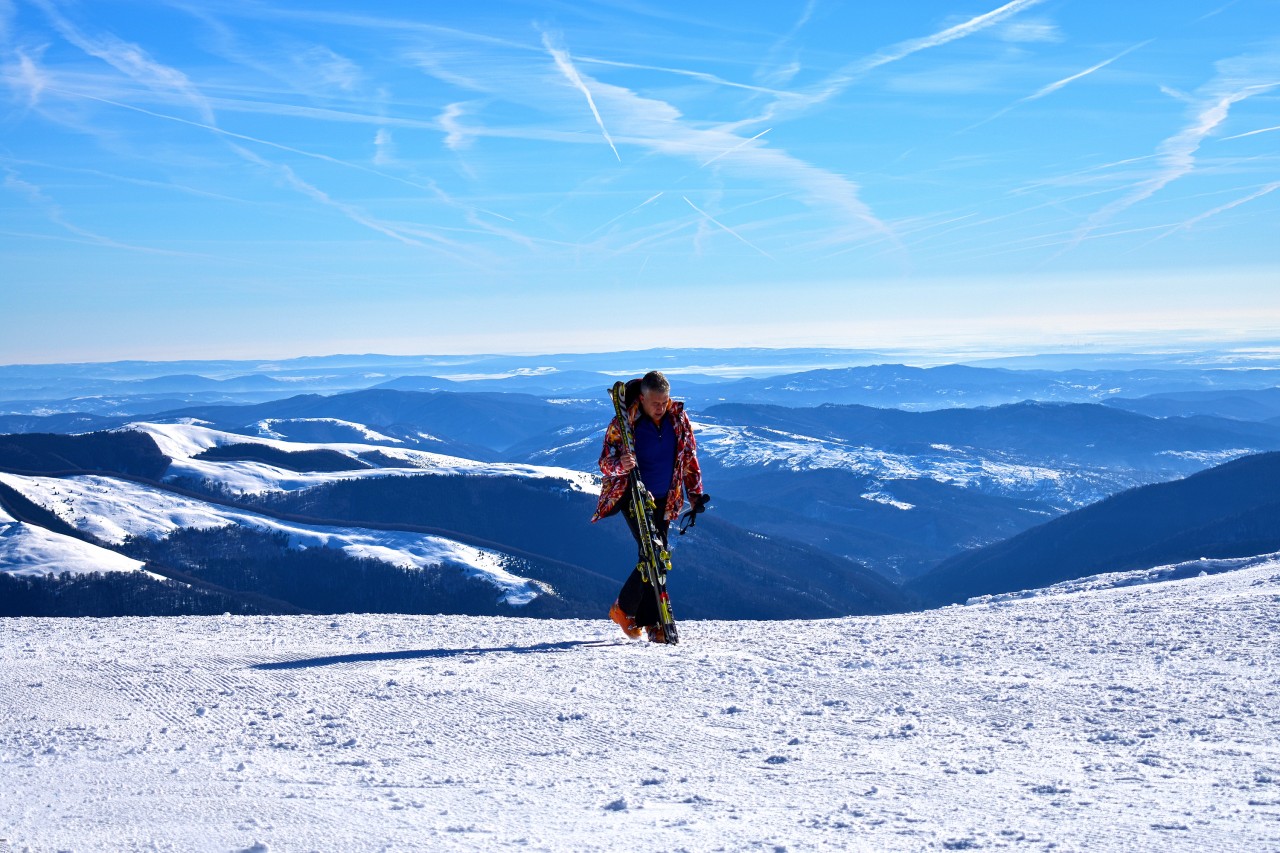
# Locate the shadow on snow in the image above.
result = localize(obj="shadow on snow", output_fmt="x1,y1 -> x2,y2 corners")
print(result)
250,639 -> 623,670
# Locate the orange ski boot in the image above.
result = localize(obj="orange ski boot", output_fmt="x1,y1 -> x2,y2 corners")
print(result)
609,600 -> 642,639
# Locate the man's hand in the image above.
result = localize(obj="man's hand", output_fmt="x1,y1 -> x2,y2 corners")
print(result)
619,451 -> 637,473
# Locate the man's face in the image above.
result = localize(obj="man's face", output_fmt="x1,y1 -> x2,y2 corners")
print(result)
641,389 -> 670,422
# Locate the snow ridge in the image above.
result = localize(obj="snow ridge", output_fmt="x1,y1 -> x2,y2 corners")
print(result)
123,421 -> 599,496
0,472 -> 548,606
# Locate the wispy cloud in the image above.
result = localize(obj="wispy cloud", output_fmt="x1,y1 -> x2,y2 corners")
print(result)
6,48 -> 48,108
292,44 -> 362,93
1069,54 -> 1280,250
996,19 -> 1062,43
683,196 -> 773,259
32,0 -> 216,123
1147,181 -> 1280,243
754,0 -> 817,88
373,128 -> 394,166
229,143 -> 441,249
731,0 -> 1047,127
0,0 -> 15,42
576,56 -> 788,97
52,88 -> 441,194
585,191 -> 664,239
532,44 -> 896,251
0,155 -> 251,204
964,39 -> 1152,130
542,31 -> 621,162
3,166 -> 194,255
440,102 -> 472,150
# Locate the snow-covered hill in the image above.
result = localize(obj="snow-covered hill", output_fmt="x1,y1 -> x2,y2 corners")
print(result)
0,503 -> 150,578
2,561 -> 1278,852
128,421 -> 598,496
0,471 -> 549,607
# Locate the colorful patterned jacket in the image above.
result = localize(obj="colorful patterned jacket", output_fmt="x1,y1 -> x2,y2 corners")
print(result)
591,399 -> 704,524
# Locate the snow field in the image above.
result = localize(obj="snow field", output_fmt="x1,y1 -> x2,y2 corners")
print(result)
124,422 -> 599,496
0,473 -> 546,606
0,514 -> 150,578
691,422 -> 1133,508
2,564 -> 1278,852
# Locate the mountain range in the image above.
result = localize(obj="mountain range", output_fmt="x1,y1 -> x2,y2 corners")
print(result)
4,348 -> 1280,618
0,424 -> 907,619
910,450 -> 1280,605
6,348 -> 1280,415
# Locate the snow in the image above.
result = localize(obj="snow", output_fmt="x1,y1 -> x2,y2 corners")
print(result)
860,490 -> 916,511
255,418 -> 406,444
0,512 -> 150,578
967,550 -> 1280,605
166,457 -> 433,495
2,565 -> 1279,851
694,421 -> 1113,506
0,473 -> 548,606
123,422 -> 599,496
1156,448 -> 1257,465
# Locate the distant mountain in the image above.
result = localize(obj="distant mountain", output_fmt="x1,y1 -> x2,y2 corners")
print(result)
8,349 -> 1280,417
1105,387 -> 1280,422
695,400 -> 1280,471
676,364 -> 1280,409
910,451 -> 1280,605
0,412 -> 126,434
0,424 -> 910,619
150,389 -> 603,457
520,399 -> 1280,580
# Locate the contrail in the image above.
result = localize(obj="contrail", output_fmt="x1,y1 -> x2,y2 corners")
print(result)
683,196 -> 773,259
586,191 -> 664,238
860,0 -> 1046,75
50,88 -> 440,193
543,33 -> 621,162
1027,40 -> 1152,102
1068,80 -> 1279,252
1145,181 -> 1280,245
1222,124 -> 1280,141
701,129 -> 771,168
962,40 -> 1152,132
577,57 -> 788,97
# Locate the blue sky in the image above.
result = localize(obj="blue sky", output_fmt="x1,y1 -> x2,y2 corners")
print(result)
2,0 -> 1278,363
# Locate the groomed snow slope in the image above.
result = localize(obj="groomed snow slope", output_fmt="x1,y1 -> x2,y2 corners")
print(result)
3,563 -> 1279,851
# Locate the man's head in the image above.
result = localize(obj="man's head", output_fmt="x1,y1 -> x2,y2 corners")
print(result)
640,370 -> 670,422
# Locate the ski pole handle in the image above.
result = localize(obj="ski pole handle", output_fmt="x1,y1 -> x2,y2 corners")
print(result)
678,492 -> 710,535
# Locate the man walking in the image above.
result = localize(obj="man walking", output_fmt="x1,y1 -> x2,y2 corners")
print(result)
591,371 -> 707,642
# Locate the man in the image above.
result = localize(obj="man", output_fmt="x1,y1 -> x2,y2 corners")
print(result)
591,370 -> 707,642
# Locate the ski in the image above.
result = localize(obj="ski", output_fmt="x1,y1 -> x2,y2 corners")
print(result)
609,380 -> 679,645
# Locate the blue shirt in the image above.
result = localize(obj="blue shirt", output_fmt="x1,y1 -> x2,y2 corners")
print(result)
634,412 -> 677,498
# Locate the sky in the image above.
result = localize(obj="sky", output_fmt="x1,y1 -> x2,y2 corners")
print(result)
1,0 -> 1279,363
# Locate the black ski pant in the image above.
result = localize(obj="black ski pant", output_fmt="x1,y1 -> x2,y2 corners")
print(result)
617,493 -> 670,627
